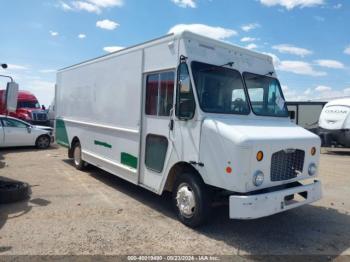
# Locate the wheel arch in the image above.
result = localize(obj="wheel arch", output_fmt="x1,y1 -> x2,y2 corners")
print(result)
68,136 -> 80,158
163,161 -> 204,193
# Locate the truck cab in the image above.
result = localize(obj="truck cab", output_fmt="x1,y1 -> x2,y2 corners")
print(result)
0,90 -> 49,126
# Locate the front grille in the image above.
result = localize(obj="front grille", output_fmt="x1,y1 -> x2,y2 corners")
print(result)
270,149 -> 305,181
33,112 -> 47,121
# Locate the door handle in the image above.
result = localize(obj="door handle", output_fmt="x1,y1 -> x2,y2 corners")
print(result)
169,119 -> 174,131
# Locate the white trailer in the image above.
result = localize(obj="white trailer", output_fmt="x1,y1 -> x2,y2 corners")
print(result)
55,31 -> 322,227
319,98 -> 350,147
286,101 -> 326,133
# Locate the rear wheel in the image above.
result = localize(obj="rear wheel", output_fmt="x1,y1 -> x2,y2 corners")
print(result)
73,142 -> 86,170
36,135 -> 50,149
172,173 -> 211,228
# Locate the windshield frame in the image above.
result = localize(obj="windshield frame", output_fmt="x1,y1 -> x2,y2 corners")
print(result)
190,60 -> 251,116
242,71 -> 289,118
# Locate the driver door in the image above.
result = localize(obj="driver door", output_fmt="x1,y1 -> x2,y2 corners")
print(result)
2,118 -> 35,147
140,70 -> 175,190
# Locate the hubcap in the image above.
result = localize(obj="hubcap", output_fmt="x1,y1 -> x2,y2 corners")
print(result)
74,146 -> 81,166
176,183 -> 196,218
38,137 -> 49,148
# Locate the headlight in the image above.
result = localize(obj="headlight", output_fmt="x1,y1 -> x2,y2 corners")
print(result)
308,163 -> 317,176
253,170 -> 264,186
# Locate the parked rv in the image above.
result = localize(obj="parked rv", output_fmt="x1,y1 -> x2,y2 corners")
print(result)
0,90 -> 49,126
319,98 -> 350,147
286,101 -> 326,133
55,31 -> 322,227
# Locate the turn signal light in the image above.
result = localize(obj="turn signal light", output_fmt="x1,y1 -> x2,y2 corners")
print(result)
256,151 -> 264,161
311,147 -> 316,156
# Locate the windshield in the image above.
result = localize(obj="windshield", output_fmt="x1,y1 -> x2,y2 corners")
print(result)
243,72 -> 288,117
17,101 -> 40,109
191,61 -> 250,115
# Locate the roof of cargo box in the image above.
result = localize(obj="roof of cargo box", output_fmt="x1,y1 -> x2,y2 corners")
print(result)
59,31 -> 272,72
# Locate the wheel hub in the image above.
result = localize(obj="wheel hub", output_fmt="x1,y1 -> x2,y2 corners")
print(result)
74,146 -> 81,166
176,183 -> 196,217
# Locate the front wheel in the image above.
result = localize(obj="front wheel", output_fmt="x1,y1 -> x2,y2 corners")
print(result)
172,173 -> 211,228
36,135 -> 51,149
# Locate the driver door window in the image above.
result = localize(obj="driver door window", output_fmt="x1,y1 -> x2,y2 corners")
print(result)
176,63 -> 195,119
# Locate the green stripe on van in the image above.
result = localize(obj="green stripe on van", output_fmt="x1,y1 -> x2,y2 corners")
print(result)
94,140 -> 112,149
121,152 -> 138,169
56,119 -> 69,148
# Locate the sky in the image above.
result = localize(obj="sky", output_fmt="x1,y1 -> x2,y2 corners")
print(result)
0,0 -> 349,106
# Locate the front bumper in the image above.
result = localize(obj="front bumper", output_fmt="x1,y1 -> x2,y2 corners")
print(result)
229,180 -> 322,219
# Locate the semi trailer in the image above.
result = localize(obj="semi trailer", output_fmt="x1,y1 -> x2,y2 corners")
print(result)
55,31 -> 322,227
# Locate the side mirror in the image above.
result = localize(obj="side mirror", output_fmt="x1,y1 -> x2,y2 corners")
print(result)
26,126 -> 32,133
5,81 -> 19,112
178,99 -> 195,120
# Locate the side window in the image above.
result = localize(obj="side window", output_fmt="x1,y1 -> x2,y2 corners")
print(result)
176,63 -> 195,119
2,119 -> 27,128
145,134 -> 168,172
145,71 -> 175,116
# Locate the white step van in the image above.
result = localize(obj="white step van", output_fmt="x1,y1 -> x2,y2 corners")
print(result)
55,31 -> 322,227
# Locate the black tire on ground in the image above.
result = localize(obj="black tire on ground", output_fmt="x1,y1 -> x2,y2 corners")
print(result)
0,180 -> 30,204
72,141 -> 86,170
172,173 -> 211,228
35,135 -> 51,149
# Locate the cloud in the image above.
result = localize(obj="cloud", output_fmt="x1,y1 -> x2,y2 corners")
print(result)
59,1 -> 73,11
25,79 -> 55,107
246,43 -> 258,50
241,23 -> 260,32
333,3 -> 342,9
60,0 -> 123,13
264,52 -> 326,76
78,33 -> 86,39
241,37 -> 257,42
72,1 -> 100,13
272,44 -> 312,57
282,86 -> 350,101
344,46 -> 350,55
171,0 -> 196,8
168,24 -> 237,41
103,46 -> 125,53
6,64 -> 28,70
314,59 -> 344,69
315,85 -> 332,92
96,19 -> 119,30
49,30 -> 59,36
260,0 -> 324,10
278,61 -> 326,76
87,0 -> 123,7
39,69 -> 56,73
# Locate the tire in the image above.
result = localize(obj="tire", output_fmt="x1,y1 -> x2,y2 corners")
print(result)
36,135 -> 51,149
0,180 -> 30,204
172,173 -> 211,228
73,141 -> 86,170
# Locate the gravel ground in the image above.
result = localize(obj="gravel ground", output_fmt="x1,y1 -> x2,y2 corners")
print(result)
0,146 -> 349,257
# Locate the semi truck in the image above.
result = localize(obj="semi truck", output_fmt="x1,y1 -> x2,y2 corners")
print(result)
0,90 -> 49,125
319,98 -> 350,147
55,31 -> 322,227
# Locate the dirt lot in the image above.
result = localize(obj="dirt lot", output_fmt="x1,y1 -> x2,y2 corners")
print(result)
0,146 -> 350,256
